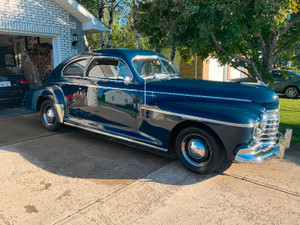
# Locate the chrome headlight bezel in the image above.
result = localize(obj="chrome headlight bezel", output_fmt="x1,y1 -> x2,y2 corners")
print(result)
259,113 -> 267,130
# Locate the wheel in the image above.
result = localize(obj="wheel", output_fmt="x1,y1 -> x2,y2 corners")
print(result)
175,127 -> 225,174
285,86 -> 299,99
40,100 -> 61,131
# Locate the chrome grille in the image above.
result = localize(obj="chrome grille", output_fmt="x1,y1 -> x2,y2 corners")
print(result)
259,109 -> 280,146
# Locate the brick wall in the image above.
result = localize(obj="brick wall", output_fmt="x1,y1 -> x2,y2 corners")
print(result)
180,56 -> 210,80
0,0 -> 86,61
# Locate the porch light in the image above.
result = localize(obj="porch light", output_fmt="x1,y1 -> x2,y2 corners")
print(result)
72,33 -> 78,46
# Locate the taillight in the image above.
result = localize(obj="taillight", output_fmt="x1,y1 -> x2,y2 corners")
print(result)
17,78 -> 28,84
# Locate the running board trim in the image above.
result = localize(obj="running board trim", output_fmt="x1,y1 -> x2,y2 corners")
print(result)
64,122 -> 168,152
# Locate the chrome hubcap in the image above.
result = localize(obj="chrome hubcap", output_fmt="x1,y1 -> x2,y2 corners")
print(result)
187,139 -> 206,160
286,87 -> 297,98
181,134 -> 211,166
43,106 -> 56,125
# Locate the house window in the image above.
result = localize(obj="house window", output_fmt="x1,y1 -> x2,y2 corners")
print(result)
112,96 -> 115,101
124,98 -> 128,104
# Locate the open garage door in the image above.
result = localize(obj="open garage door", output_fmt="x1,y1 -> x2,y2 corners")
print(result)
0,34 -> 54,105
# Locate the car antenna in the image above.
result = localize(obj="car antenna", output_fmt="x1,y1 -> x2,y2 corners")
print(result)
144,77 -> 147,106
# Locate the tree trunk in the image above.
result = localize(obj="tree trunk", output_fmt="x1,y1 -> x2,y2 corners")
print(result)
262,37 -> 277,81
97,0 -> 106,49
106,0 -> 115,48
170,46 -> 176,62
133,0 -> 142,49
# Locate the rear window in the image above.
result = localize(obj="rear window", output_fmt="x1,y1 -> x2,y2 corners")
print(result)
63,59 -> 88,76
0,67 -> 22,76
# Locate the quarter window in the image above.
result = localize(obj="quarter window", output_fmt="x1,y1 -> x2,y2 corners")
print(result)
63,59 -> 88,76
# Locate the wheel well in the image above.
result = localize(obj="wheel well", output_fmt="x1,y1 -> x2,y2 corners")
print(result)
36,97 -> 49,112
168,120 -> 226,155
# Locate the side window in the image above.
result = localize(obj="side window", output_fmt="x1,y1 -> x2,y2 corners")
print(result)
86,58 -> 119,79
63,59 -> 88,76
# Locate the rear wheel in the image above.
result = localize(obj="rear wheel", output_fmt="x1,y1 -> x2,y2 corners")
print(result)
285,86 -> 299,99
175,127 -> 224,174
40,100 -> 61,131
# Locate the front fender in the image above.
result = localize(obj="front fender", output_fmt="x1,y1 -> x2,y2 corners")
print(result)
145,101 -> 264,160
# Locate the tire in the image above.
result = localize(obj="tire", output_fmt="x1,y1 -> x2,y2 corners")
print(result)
285,86 -> 299,99
175,127 -> 225,174
40,100 -> 61,131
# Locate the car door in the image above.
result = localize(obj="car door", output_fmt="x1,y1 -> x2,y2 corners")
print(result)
270,70 -> 288,92
84,56 -> 139,132
60,57 -> 90,119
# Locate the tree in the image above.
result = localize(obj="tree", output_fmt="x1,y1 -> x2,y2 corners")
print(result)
138,0 -> 300,81
138,0 -> 179,60
77,0 -> 107,48
133,0 -> 143,49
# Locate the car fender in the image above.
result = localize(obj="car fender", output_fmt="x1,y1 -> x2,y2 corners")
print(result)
26,85 -> 66,123
143,101 -> 264,160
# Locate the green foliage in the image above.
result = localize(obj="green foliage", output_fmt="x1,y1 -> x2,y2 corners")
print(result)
138,0 -> 300,81
77,0 -> 150,50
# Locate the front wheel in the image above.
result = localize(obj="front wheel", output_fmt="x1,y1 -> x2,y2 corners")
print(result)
40,100 -> 61,131
285,86 -> 299,99
175,127 -> 225,174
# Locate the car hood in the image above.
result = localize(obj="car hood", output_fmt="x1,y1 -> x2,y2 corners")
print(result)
145,78 -> 279,110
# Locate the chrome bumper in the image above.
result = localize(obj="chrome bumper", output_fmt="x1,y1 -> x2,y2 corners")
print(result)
235,129 -> 292,163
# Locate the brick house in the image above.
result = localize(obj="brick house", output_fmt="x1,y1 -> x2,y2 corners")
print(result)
0,0 -> 108,88
180,56 -> 245,81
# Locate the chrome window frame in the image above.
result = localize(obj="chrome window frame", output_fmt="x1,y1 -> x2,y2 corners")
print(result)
85,56 -> 134,83
132,55 -> 179,80
61,57 -> 90,78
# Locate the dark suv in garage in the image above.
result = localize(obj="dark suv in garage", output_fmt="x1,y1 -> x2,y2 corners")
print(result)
0,67 -> 29,104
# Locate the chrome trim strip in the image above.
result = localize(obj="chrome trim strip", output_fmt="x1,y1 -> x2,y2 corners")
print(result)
146,91 -> 251,102
61,82 -> 139,92
63,121 -> 168,152
141,105 -> 254,128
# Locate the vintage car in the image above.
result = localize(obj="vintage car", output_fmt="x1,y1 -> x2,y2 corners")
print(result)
26,49 -> 292,174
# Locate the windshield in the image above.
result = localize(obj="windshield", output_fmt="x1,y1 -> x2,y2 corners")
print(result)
132,56 -> 179,79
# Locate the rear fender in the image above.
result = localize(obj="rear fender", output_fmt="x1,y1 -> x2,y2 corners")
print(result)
26,86 -> 66,123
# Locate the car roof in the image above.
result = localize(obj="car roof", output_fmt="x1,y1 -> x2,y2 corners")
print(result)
89,48 -> 169,61
48,48 -> 169,83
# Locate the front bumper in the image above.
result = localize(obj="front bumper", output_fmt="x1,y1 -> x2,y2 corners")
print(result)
235,129 -> 292,163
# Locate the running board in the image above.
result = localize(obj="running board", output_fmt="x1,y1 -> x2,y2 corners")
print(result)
64,121 -> 168,152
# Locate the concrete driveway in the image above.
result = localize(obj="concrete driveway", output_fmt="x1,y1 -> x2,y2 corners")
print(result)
0,113 -> 299,225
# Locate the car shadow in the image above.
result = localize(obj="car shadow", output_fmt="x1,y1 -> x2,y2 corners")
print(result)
0,120 -> 233,186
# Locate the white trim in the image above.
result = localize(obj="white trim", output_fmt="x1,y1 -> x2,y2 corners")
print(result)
52,36 -> 62,67
53,0 -> 108,32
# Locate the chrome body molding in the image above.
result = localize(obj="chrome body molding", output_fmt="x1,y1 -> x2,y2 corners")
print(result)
63,121 -> 168,152
147,91 -> 252,103
235,129 -> 292,163
141,106 -> 255,128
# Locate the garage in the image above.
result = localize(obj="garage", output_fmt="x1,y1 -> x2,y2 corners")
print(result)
0,34 -> 53,90
0,0 -> 108,105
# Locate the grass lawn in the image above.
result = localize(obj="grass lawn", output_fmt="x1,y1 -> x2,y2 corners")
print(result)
279,98 -> 300,144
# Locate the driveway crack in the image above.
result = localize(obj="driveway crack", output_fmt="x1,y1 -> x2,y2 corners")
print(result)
219,172 -> 300,197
